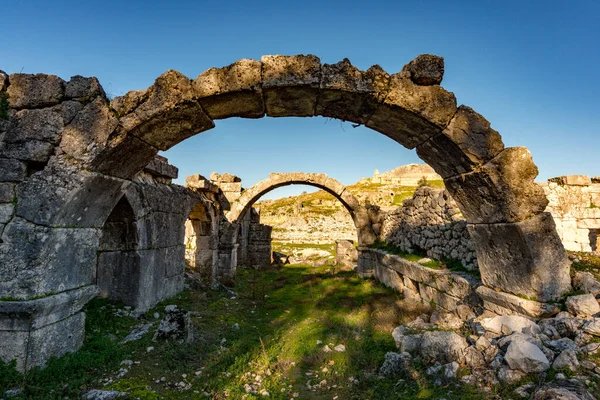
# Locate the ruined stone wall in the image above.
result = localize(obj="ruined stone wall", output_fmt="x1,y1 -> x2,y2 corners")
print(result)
379,186 -> 478,270
247,222 -> 273,268
540,175 -> 600,253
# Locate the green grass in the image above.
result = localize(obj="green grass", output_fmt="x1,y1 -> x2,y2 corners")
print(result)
0,265 -> 500,399
570,251 -> 600,281
368,240 -> 443,269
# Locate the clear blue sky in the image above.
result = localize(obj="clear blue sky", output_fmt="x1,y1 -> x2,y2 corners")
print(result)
3,0 -> 599,199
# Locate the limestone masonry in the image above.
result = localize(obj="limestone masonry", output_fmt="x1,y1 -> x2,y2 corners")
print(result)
0,54 -> 577,370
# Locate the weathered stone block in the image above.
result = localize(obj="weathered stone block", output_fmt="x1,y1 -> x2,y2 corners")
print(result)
194,59 -> 264,119
0,285 -> 98,331
90,134 -> 158,179
549,175 -> 592,186
60,97 -> 119,164
416,105 -> 504,178
143,156 -> 178,179
366,71 -> 457,149
0,182 -> 15,203
119,70 -> 215,150
0,311 -> 85,372
316,60 -> 390,124
0,158 -> 27,182
0,218 -> 100,298
6,73 -> 65,109
16,158 -> 128,227
374,264 -> 404,292
0,139 -> 55,162
219,182 -> 242,192
468,212 -> 571,301
402,54 -> 445,86
65,76 -> 105,100
444,147 -> 548,224
476,286 -> 560,319
419,283 -> 461,311
4,105 -> 68,145
186,174 -> 218,192
0,203 -> 14,223
262,54 -> 321,117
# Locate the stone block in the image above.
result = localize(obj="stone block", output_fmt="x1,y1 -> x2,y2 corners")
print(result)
357,248 -> 376,278
0,139 -> 55,162
0,218 -> 100,298
89,133 -> 158,179
6,73 -> 65,109
0,203 -> 13,223
143,156 -> 178,179
549,175 -> 592,186
374,264 -> 404,292
316,59 -> 390,124
366,71 -> 456,149
0,182 -> 15,203
65,76 -> 105,100
416,105 -> 504,178
418,283 -> 461,311
186,174 -> 218,192
4,106 -> 68,145
262,54 -> 321,117
0,285 -> 98,331
16,159 -> 128,227
119,70 -> 215,150
467,212 -> 571,302
476,286 -> 560,319
402,54 -> 445,85
445,147 -> 548,224
0,311 -> 85,372
218,182 -> 242,192
0,158 -> 27,182
194,59 -> 264,119
137,212 -> 187,249
60,97 -> 119,164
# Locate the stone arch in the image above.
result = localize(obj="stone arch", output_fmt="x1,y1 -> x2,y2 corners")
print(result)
225,172 -> 375,246
185,197 -> 219,282
96,194 -> 139,302
2,53 -> 572,307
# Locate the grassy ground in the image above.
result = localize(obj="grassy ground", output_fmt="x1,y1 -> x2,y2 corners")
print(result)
570,251 -> 600,280
1,265 -> 494,400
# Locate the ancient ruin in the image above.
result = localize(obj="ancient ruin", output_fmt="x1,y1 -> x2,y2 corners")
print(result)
0,54 -> 575,372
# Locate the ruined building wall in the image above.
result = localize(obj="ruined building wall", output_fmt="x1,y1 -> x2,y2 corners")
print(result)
540,175 -> 600,253
379,186 -> 478,270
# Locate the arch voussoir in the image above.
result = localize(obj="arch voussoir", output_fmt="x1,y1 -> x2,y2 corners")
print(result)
315,59 -> 391,125
115,70 -> 215,151
261,55 -> 321,117
193,59 -> 264,120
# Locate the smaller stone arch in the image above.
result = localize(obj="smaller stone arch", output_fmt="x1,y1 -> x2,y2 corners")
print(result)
226,172 -> 376,246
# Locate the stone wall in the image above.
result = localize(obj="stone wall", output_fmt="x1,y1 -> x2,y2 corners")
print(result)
379,186 -> 478,270
247,222 -> 273,268
540,175 -> 600,252
357,248 -> 478,312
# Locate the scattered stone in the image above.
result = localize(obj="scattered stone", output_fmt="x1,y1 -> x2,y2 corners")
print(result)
82,390 -> 127,400
497,367 -> 526,385
480,315 -> 540,335
443,361 -> 459,379
334,344 -> 346,352
572,271 -> 600,297
582,318 -> 600,336
379,352 -> 412,377
120,323 -> 154,344
153,305 -> 193,342
546,337 -> 578,353
504,339 -> 550,373
552,349 -> 580,372
430,311 -> 463,330
419,331 -> 469,364
565,294 -> 600,317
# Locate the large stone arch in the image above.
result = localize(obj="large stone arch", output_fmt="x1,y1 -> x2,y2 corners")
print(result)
0,53 -> 574,369
225,172 -> 375,246
1,54 -> 571,303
